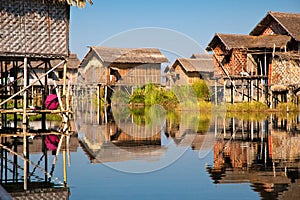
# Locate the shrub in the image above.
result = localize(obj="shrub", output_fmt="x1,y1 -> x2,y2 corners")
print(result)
191,80 -> 210,101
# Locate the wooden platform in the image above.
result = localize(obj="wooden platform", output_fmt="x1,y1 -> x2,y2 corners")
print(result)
0,109 -> 70,114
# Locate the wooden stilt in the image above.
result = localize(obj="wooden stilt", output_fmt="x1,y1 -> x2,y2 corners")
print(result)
214,79 -> 217,105
97,84 -> 100,124
14,61 -> 18,129
104,85 -> 108,123
62,61 -> 68,187
23,57 -> 28,190
42,61 -> 48,130
0,60 -> 65,107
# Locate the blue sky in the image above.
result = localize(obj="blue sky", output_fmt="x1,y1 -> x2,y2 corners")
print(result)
70,0 -> 300,59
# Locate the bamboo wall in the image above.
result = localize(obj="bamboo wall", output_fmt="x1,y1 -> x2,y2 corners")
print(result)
0,0 -> 69,58
213,46 -> 248,76
116,63 -> 161,86
271,58 -> 300,85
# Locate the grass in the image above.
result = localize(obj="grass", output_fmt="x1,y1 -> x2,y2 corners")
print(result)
4,113 -> 62,122
226,101 -> 269,112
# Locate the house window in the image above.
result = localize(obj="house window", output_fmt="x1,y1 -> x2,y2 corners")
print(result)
58,71 -> 63,79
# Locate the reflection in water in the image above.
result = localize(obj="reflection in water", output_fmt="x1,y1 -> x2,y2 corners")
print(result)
206,115 -> 300,200
74,92 -> 213,173
77,108 -> 208,165
3,99 -> 300,200
0,125 -> 78,199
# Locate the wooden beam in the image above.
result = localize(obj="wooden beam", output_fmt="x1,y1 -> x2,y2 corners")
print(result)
0,60 -> 65,107
23,57 -> 28,190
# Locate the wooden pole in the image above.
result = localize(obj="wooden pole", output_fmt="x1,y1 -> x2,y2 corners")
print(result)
14,61 -> 18,129
214,79 -> 217,105
97,85 -> 100,124
63,137 -> 67,187
104,85 -> 108,123
0,60 -> 65,107
23,57 -> 28,190
62,61 -> 68,187
42,61 -> 48,130
63,62 -> 67,99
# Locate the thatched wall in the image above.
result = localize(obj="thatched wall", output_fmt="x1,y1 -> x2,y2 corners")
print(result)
0,0 -> 70,58
271,54 -> 300,85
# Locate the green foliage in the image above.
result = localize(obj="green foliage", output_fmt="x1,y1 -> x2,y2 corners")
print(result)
29,114 -> 62,121
197,112 -> 211,133
130,87 -> 145,104
226,101 -> 268,112
277,102 -> 299,113
112,88 -> 130,105
226,111 -> 268,121
191,80 -> 210,101
129,84 -> 178,110
198,100 -> 212,113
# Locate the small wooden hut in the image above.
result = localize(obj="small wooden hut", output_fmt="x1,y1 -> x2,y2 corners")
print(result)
79,46 -> 168,103
167,55 -> 214,85
80,46 -> 168,86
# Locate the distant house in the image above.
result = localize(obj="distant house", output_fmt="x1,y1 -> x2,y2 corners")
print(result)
206,11 -> 300,106
166,54 -> 214,85
79,46 -> 168,87
51,53 -> 81,86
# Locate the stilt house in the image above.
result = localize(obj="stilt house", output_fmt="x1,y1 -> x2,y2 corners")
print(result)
167,54 -> 214,85
80,46 -> 168,86
206,11 -> 300,106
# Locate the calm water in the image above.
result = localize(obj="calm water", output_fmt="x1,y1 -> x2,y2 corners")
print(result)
1,111 -> 300,200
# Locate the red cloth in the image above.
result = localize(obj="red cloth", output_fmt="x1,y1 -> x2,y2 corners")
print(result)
45,94 -> 59,110
45,134 -> 59,151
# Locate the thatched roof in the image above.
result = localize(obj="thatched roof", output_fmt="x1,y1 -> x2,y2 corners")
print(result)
58,0 -> 93,8
250,11 -> 300,42
172,57 -> 214,73
274,52 -> 300,60
190,54 -> 213,59
52,53 -> 80,69
91,46 -> 169,64
206,33 -> 291,51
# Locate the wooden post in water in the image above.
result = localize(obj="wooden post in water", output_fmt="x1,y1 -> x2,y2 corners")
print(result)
62,61 -> 68,187
104,85 -> 108,124
42,61 -> 47,130
97,84 -> 100,124
214,79 -> 217,105
23,57 -> 28,190
63,62 -> 67,96
14,61 -> 18,129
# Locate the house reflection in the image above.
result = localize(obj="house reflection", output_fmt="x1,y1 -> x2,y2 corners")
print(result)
78,107 -> 214,164
79,122 -> 166,164
0,133 -> 78,199
206,116 -> 300,200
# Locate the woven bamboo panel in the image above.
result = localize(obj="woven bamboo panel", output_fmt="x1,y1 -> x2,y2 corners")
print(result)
272,59 -> 300,85
0,0 -> 69,58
